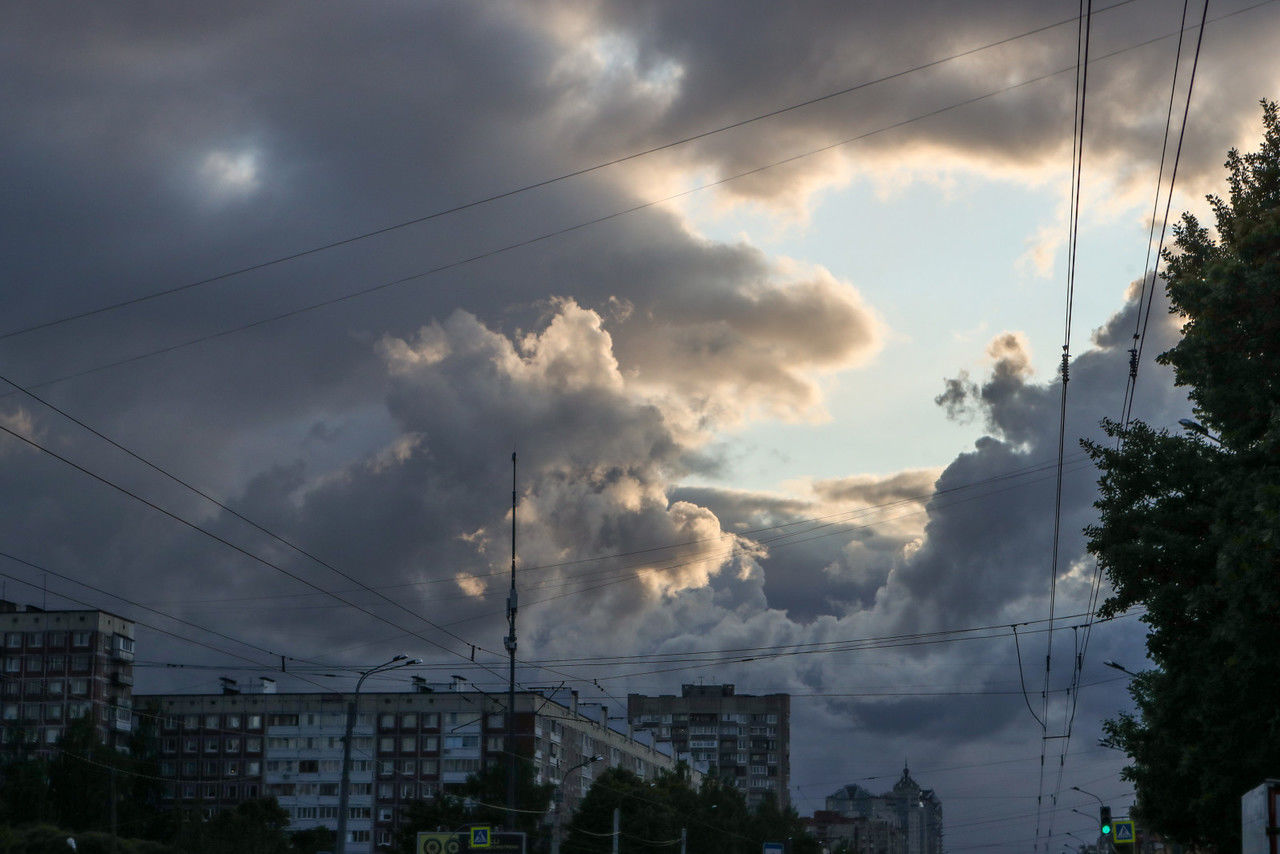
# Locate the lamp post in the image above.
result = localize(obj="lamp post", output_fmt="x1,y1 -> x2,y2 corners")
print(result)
1178,418 -> 1223,444
336,655 -> 420,854
1103,660 -> 1139,678
552,755 -> 602,854
1072,786 -> 1104,808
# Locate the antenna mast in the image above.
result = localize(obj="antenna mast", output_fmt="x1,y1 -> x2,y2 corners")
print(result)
505,451 -> 518,825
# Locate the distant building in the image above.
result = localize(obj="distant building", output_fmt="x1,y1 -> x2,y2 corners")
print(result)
627,683 -> 790,807
138,683 -> 684,854
825,766 -> 942,854
0,601 -> 135,755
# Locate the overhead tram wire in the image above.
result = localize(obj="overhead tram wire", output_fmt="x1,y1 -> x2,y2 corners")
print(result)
0,368 -> 516,676
0,548 -> 322,668
0,0 -> 1148,345
136,449 -> 1094,611
1038,2 -> 1094,849
1123,0 -> 1213,433
6,1 -> 1273,400
1051,2 -> 1212,847
0,412 -> 532,692
1119,0 -> 1195,434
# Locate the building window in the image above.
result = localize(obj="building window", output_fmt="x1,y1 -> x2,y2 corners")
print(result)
420,759 -> 438,775
422,713 -> 439,729
401,736 -> 416,752
247,714 -> 262,729
246,737 -> 262,753
378,807 -> 394,822
400,783 -> 416,799
422,736 -> 438,752
400,759 -> 415,775
379,714 -> 395,729
225,761 -> 240,777
246,761 -> 260,775
205,714 -> 219,729
401,713 -> 417,727
379,737 -> 395,753
182,761 -> 197,776
4,633 -> 21,649
204,737 -> 219,754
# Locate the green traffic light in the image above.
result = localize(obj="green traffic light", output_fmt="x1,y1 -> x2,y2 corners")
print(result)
1102,823 -> 1112,835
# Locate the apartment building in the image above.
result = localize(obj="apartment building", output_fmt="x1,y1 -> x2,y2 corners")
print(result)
825,767 -> 943,854
627,683 -> 790,807
139,683 -> 683,854
0,602 -> 135,755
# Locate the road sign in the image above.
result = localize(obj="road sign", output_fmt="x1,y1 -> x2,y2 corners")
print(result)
1113,820 -> 1135,844
763,844 -> 785,854
416,831 -> 525,854
417,833 -> 461,854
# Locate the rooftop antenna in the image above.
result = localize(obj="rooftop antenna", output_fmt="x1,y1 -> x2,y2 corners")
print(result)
505,450 -> 519,827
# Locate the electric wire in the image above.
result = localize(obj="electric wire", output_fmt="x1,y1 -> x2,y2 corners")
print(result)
0,0 -> 1149,345
8,3 -> 1271,399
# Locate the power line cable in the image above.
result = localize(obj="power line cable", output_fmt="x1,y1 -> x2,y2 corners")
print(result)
0,0 -> 1147,345
9,3 -> 1271,398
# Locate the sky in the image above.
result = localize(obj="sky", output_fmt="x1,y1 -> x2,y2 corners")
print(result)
2,1 -> 1278,851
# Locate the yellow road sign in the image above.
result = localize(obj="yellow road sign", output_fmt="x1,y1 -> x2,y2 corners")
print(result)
416,832 -> 461,854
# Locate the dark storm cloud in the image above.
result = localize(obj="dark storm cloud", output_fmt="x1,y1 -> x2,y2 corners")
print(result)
0,2 -> 1263,848
563,0 -> 1280,201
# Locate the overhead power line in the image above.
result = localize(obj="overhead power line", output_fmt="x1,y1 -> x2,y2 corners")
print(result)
0,0 -> 1145,344
8,2 -> 1273,397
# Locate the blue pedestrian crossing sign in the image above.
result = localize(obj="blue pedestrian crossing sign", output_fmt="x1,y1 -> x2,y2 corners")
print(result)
470,827 -> 492,849
1113,820 -> 1135,845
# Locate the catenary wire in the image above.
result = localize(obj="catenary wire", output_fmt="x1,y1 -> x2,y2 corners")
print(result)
0,0 -> 1149,345
7,2 -> 1272,399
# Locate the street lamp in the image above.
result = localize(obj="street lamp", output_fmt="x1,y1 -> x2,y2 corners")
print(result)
551,755 -> 603,854
1071,786 -> 1104,808
336,655 -> 421,854
1103,660 -> 1139,678
1178,418 -> 1223,444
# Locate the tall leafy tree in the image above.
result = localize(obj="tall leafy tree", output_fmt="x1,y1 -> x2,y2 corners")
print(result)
1084,100 -> 1280,852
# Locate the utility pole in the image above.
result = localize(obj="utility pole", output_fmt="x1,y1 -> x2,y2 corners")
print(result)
505,452 -> 519,829
337,655 -> 416,854
109,765 -> 118,854
680,826 -> 687,854
612,807 -> 620,854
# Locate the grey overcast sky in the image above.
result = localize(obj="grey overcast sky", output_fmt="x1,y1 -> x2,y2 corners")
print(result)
3,1 -> 1278,850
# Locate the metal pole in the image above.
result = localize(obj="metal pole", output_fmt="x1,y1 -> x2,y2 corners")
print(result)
506,451 -> 518,828
335,695 -> 357,854
612,807 -> 620,854
336,657 -> 412,854
680,827 -> 686,854
109,765 -> 117,854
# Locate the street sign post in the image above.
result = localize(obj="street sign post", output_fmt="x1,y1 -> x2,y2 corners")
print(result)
1112,820 -> 1135,847
416,831 -> 525,854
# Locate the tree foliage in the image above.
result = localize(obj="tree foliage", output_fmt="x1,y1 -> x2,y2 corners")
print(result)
1083,100 -> 1280,852
394,760 -> 554,853
565,767 -> 818,854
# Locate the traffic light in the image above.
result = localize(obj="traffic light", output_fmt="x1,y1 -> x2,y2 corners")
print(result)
1100,806 -> 1112,836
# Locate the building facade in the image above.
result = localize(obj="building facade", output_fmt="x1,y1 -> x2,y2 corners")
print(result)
139,684 -> 683,854
627,683 -> 790,807
825,767 -> 943,854
0,602 -> 135,755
